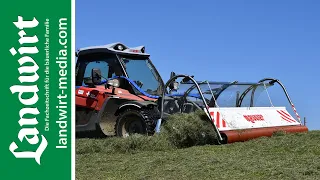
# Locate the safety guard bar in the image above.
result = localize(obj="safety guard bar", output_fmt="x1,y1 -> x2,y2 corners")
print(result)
161,75 -> 224,143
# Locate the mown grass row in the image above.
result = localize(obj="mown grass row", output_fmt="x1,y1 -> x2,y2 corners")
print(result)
77,110 -> 218,154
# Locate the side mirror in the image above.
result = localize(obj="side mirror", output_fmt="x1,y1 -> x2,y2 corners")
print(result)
91,68 -> 102,85
169,81 -> 179,91
169,72 -> 179,91
173,82 -> 179,90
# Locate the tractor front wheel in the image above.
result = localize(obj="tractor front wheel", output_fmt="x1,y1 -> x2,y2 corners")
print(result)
115,107 -> 159,137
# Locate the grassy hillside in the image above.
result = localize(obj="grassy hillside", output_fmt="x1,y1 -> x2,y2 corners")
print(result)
76,130 -> 320,180
76,111 -> 319,179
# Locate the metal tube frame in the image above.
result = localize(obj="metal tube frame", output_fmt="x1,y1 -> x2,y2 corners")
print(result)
159,76 -> 301,144
169,77 -> 300,124
237,77 -> 301,123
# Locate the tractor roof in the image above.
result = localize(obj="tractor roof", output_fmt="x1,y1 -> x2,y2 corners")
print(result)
76,42 -> 150,57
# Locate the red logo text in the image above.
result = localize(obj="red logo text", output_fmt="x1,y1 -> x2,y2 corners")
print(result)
243,114 -> 265,123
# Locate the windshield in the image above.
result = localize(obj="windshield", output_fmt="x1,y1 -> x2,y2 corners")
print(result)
120,56 -> 163,96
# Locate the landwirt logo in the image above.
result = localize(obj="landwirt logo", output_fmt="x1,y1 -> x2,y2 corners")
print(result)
8,16 -> 47,165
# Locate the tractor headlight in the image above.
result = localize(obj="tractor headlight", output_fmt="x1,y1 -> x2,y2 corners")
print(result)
107,79 -> 120,87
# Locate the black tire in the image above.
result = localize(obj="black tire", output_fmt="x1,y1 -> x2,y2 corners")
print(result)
115,107 -> 160,137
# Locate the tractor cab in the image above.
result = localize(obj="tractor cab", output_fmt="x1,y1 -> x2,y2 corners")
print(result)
75,43 -> 164,137
75,42 -> 164,98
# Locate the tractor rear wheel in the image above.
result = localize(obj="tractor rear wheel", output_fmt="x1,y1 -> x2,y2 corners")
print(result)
115,107 -> 159,137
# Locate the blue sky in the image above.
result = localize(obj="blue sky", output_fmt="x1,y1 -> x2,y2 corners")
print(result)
76,0 -> 320,130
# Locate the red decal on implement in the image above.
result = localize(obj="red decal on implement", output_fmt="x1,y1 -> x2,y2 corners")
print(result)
217,112 -> 220,128
280,110 -> 291,117
210,111 -> 214,123
243,114 -> 265,123
291,104 -> 301,120
276,110 -> 296,123
209,111 -> 227,128
222,119 -> 226,127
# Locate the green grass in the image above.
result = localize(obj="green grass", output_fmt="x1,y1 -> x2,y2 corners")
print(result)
76,112 -> 320,180
76,131 -> 320,180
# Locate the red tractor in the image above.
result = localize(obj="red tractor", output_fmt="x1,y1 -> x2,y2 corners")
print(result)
75,42 -> 164,137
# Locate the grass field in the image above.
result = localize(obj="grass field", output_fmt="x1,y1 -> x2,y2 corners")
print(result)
76,130 -> 320,180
